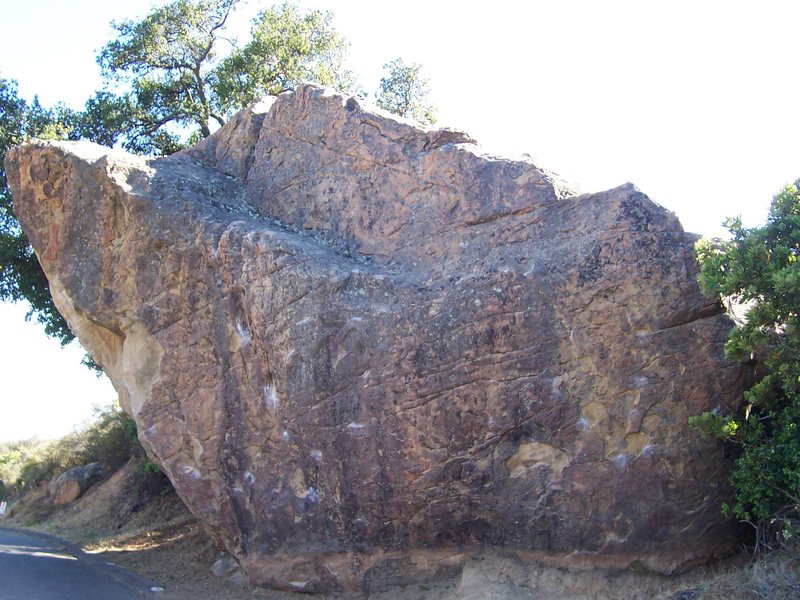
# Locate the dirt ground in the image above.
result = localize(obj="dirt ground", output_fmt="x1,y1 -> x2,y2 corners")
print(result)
1,460 -> 794,599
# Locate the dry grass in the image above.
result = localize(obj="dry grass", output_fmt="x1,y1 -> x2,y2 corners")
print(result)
83,516 -> 196,554
692,551 -> 799,599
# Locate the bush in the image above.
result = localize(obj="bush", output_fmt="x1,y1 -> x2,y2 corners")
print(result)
0,438 -> 47,497
693,179 -> 800,547
81,404 -> 139,470
7,403 -> 140,493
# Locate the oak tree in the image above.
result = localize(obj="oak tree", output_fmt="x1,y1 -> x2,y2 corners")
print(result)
375,58 -> 436,124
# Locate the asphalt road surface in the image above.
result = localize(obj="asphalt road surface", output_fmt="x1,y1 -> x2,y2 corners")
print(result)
0,526 -> 162,600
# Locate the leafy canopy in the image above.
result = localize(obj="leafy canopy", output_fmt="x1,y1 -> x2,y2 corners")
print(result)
216,2 -> 353,109
96,0 -> 352,154
375,58 -> 436,124
693,179 -> 800,542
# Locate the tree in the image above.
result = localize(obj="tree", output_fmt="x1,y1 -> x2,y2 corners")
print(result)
97,0 -> 238,153
692,180 -> 800,547
215,2 -> 353,109
97,0 -> 352,154
375,58 -> 436,124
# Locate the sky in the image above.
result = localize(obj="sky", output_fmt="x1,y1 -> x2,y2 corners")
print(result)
1,0 -> 799,441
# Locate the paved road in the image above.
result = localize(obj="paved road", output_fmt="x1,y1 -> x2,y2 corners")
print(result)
0,526 -> 161,600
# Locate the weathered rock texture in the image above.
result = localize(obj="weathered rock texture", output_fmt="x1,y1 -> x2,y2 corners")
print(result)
7,86 -> 742,592
49,463 -> 104,505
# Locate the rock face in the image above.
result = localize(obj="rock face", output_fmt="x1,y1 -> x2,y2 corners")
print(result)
49,463 -> 104,505
7,86 -> 742,592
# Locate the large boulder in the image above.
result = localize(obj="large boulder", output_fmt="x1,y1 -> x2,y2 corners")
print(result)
6,86 -> 742,592
49,462 -> 104,505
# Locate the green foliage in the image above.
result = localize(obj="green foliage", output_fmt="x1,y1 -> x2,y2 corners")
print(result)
5,403 -> 140,493
0,438 -> 48,499
694,179 -> 800,543
140,458 -> 162,476
215,2 -> 353,110
81,403 -> 140,470
688,411 -> 739,438
375,58 -> 437,124
97,0 -> 239,152
0,405 -> 175,503
97,0 -> 352,154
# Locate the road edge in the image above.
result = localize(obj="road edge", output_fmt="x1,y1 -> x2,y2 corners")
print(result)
0,523 -> 166,597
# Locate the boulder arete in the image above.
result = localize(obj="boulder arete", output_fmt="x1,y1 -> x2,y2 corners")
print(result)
6,86 -> 742,592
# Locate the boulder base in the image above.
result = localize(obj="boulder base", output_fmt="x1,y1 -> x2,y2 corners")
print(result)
7,86 -> 742,592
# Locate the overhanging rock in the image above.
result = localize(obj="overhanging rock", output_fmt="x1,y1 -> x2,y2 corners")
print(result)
6,85 -> 743,592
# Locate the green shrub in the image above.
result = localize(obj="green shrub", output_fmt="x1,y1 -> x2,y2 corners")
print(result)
0,439 -> 47,496
8,403 -> 141,493
140,458 -> 162,476
81,404 -> 139,470
693,179 -> 800,547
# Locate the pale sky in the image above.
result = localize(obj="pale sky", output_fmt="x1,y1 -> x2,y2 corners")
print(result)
1,0 -> 799,441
